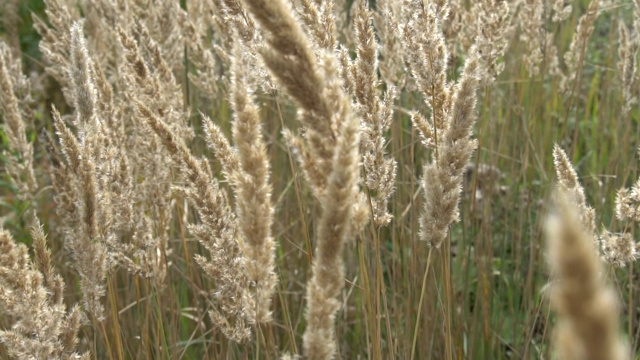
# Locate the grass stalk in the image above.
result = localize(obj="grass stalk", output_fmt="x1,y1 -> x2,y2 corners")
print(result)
441,239 -> 454,360
411,247 -> 433,360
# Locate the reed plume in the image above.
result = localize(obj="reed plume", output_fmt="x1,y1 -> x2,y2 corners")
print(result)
180,5 -> 219,100
2,0 -> 639,357
53,106 -> 108,321
616,178 -> 640,224
303,83 -> 360,360
599,230 -> 638,268
617,3 -> 640,118
546,190 -> 626,360
420,48 -> 480,248
0,220 -> 88,359
0,0 -> 20,52
401,0 -> 450,136
240,0 -> 335,196
518,0 -> 563,77
401,2 -> 477,249
610,146 -> 640,267
202,42 -> 277,323
241,0 -> 364,356
472,0 -> 512,83
561,0 -> 601,93
0,41 -> 37,200
297,0 -> 338,51
352,0 -> 397,226
553,145 -> 639,267
373,0 -> 405,87
50,22 -> 110,320
552,0 -> 572,22
552,145 -> 597,243
137,103 -> 253,343
207,0 -> 272,91
33,0 -> 81,104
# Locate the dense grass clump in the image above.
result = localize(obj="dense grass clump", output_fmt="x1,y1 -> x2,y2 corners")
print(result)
0,0 -> 639,358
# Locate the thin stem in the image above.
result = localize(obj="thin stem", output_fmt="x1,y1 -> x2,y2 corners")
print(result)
375,225 -> 395,359
442,238 -> 454,360
411,247 -> 433,360
274,95 -> 313,265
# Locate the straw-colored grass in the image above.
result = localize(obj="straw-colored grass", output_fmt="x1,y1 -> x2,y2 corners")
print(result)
0,0 -> 638,358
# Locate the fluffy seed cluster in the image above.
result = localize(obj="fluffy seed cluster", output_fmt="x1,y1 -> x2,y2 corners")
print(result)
553,145 -> 640,268
617,1 -> 640,117
240,0 -> 364,357
138,104 -> 254,343
472,0 -> 513,84
351,0 -> 397,227
546,191 -> 626,360
560,0 -> 601,93
203,41 -> 277,324
420,49 -> 480,248
518,0 -> 566,77
616,182 -> 640,222
610,146 -> 640,267
552,145 -> 597,241
2,0 -> 639,357
53,22 -> 109,320
397,0 -> 483,248
0,221 -> 88,360
0,42 -> 37,201
600,231 -> 639,268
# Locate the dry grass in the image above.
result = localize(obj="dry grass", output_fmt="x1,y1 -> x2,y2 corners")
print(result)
0,0 -> 639,358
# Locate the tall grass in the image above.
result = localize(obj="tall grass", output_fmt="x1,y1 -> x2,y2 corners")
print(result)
0,0 -> 639,358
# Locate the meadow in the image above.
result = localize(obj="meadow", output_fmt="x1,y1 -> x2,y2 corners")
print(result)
0,0 -> 639,358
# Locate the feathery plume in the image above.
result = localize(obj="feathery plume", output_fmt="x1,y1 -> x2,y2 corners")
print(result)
241,0 -> 369,230
202,115 -> 241,180
241,0 -> 365,355
53,107 -> 108,321
615,178 -> 640,223
69,22 -> 98,129
204,42 -> 277,323
48,23 -> 112,320
33,0 -> 81,103
208,0 -> 273,90
610,147 -> 640,268
552,145 -> 597,240
420,48 -> 480,248
0,0 -> 21,52
401,0 -> 450,133
600,230 -> 639,267
473,0 -> 512,83
180,8 -> 219,99
552,0 -> 572,22
352,0 -> 397,226
0,41 -> 37,199
0,223 -> 89,359
303,77 -> 361,360
518,0 -> 563,77
546,190 -> 626,360
137,103 -> 253,342
618,18 -> 639,117
561,0 -> 601,93
373,0 -> 406,87
297,0 -> 338,50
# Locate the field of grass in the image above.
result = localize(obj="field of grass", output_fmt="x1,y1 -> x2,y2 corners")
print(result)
0,0 -> 639,359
